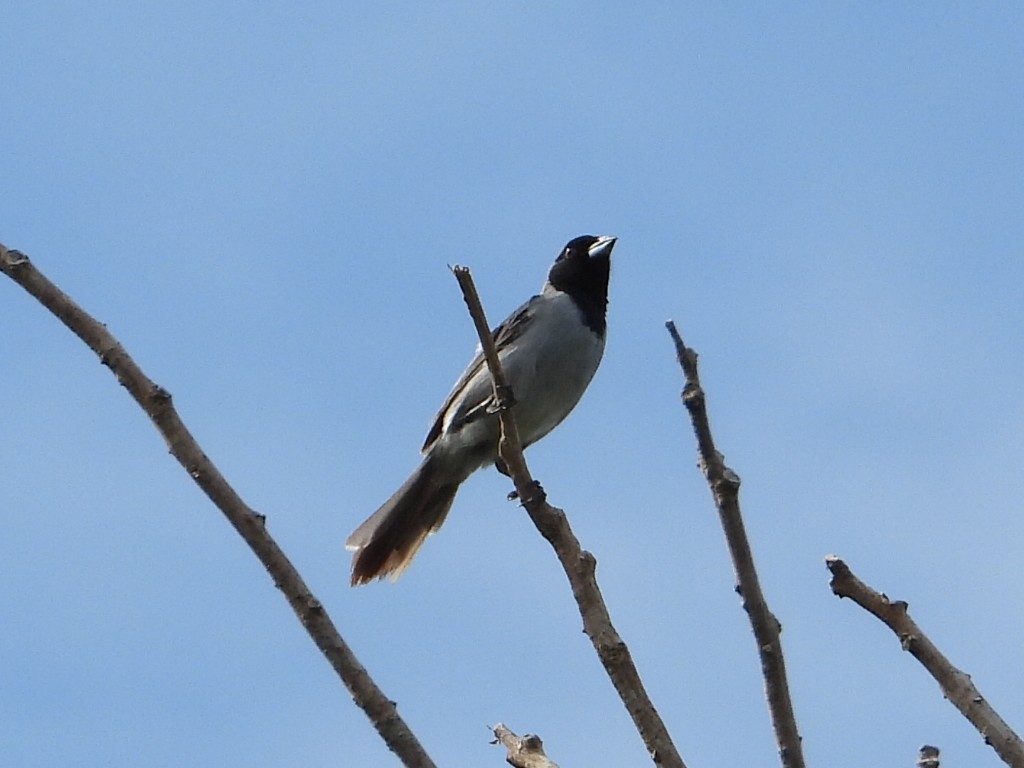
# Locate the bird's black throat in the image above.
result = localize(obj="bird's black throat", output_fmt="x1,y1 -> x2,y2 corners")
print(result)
547,252 -> 610,336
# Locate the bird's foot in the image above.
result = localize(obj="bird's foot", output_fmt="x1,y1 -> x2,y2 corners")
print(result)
507,480 -> 545,504
486,385 -> 517,414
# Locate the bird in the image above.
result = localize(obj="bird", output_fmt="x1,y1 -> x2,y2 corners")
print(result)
346,234 -> 617,585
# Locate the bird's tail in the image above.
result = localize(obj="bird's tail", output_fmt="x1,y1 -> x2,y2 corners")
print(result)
345,455 -> 459,586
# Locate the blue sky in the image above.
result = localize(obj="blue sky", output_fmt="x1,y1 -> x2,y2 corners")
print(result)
3,3 -> 1023,766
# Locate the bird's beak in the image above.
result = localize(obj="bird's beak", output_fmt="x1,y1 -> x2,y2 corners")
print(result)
588,235 -> 617,259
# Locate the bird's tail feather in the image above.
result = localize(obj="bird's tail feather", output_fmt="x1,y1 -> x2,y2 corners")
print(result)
346,456 -> 458,586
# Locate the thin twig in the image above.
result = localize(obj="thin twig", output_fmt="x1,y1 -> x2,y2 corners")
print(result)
827,555 -> 1024,768
452,266 -> 687,768
490,723 -> 560,768
1,243 -> 436,768
665,320 -> 806,768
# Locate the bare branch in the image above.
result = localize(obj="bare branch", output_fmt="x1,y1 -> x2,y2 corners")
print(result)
665,321 -> 806,768
827,556 -> 1024,768
490,723 -> 559,768
452,267 -> 687,768
1,244 -> 436,768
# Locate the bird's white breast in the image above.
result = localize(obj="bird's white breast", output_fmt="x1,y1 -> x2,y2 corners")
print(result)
497,289 -> 605,446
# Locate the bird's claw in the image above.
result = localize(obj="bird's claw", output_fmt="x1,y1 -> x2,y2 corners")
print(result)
508,479 -> 545,504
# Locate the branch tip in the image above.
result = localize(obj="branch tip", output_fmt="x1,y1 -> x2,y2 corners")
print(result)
2,245 -> 438,768
667,322 -> 805,768
454,268 -> 686,768
827,557 -> 1024,766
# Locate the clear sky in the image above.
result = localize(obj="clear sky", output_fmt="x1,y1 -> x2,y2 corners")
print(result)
3,3 -> 1023,766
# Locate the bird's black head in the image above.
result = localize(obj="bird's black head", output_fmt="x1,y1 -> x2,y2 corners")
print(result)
547,234 -> 616,335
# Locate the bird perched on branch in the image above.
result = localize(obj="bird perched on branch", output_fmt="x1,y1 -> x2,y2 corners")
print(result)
346,234 -> 617,585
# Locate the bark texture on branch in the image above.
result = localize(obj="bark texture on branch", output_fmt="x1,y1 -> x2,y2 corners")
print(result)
827,556 -> 1024,768
665,321 -> 806,768
453,267 -> 686,768
1,244 -> 435,768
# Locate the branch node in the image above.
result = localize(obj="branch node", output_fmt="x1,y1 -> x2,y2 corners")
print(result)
917,744 -> 940,768
2,243 -> 438,768
151,385 -> 172,405
0,244 -> 29,267
721,466 -> 741,487
490,723 -> 559,768
450,269 -> 686,768
668,321 -> 805,768
826,556 -> 1024,766
578,550 -> 597,576
525,482 -> 546,506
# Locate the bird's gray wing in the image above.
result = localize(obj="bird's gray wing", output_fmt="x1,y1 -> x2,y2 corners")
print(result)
421,296 -> 537,452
